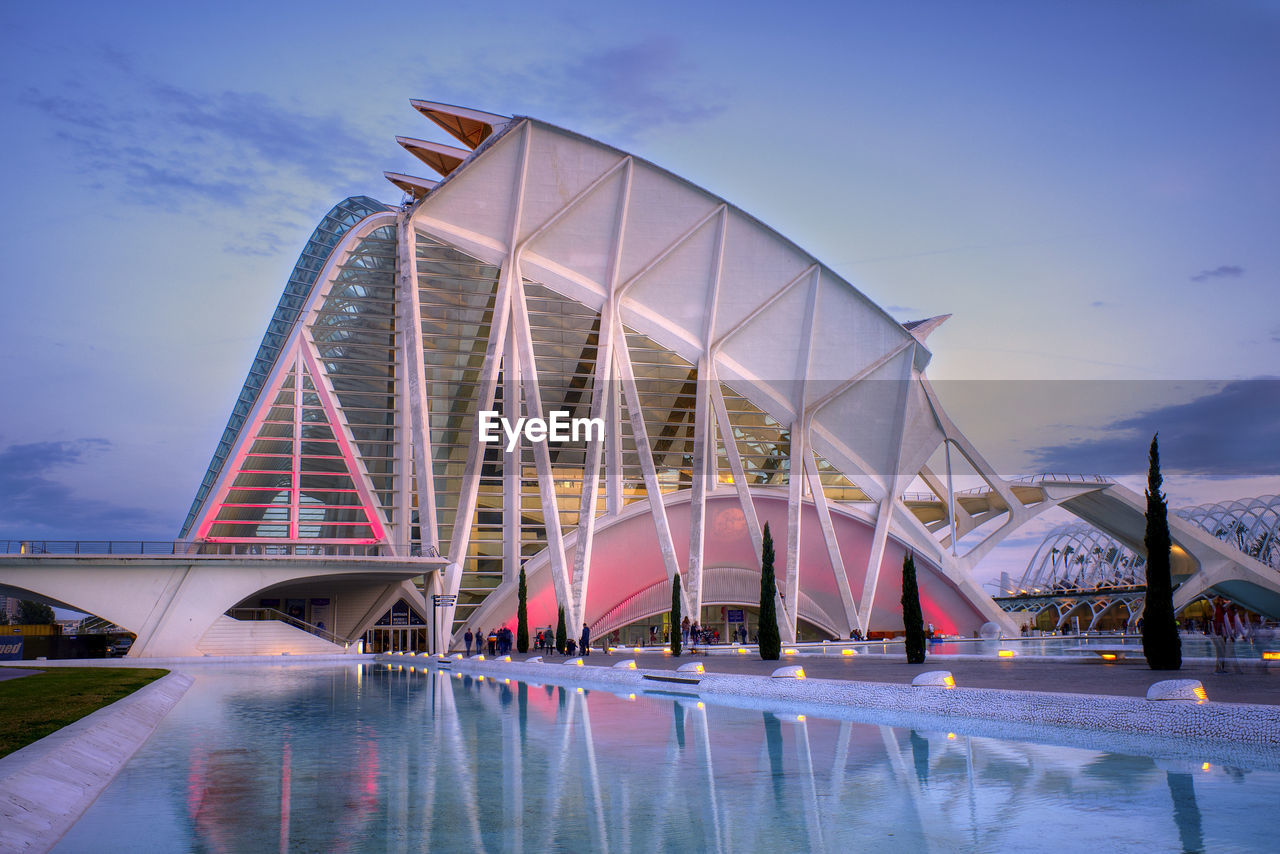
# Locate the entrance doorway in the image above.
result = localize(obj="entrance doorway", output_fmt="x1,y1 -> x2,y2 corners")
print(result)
362,599 -> 428,654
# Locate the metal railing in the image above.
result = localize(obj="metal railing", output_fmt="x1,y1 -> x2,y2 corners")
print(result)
225,607 -> 349,646
900,474 -> 1113,504
3,540 -> 441,558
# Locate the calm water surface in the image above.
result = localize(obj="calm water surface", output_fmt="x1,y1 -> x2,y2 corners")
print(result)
54,663 -> 1279,852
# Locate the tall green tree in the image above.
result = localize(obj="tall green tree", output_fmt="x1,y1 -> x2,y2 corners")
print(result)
17,600 -> 55,625
1143,433 -> 1182,670
758,522 -> 781,660
901,552 -> 927,664
516,566 -> 530,653
670,572 -> 683,656
555,607 -> 567,655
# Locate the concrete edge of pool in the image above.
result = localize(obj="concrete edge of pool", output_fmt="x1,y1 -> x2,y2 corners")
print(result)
0,671 -> 194,854
389,655 -> 1280,760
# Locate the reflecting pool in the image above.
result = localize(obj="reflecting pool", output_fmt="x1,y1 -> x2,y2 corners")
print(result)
861,634 -> 1276,660
56,663 -> 1280,852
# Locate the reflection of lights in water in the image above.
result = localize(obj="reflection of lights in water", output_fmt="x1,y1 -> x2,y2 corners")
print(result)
947,733 -> 957,740
841,649 -> 856,656
1203,762 -> 1212,771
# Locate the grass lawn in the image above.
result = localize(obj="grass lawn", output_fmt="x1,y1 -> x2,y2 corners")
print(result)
0,667 -> 169,758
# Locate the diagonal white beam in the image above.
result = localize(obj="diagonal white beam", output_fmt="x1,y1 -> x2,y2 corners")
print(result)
299,337 -> 390,542
616,315 -> 687,611
710,377 -> 764,566
803,449 -> 860,634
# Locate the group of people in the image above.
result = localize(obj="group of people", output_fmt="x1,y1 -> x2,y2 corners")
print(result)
463,626 -> 516,657
678,616 -> 749,648
460,624 -> 596,657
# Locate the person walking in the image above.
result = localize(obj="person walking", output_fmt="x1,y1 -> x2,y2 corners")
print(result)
681,616 -> 690,647
1210,598 -> 1228,673
1225,604 -> 1245,673
464,628 -> 474,657
581,623 -> 591,657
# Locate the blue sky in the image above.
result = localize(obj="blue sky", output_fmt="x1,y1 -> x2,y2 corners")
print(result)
1,0 -> 1277,584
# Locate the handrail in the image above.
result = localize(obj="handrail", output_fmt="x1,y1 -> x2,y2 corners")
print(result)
3,540 -> 441,558
226,607 -> 349,646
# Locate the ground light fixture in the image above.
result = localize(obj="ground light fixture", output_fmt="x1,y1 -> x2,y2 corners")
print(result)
525,656 -> 543,664
1146,680 -> 1208,702
565,657 -> 585,666
676,662 -> 705,674
841,648 -> 857,656
912,671 -> 956,688
772,665 -> 806,679
998,649 -> 1017,658
613,659 -> 637,670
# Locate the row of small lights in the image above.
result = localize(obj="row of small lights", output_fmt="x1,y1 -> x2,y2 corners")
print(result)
385,650 -> 1214,700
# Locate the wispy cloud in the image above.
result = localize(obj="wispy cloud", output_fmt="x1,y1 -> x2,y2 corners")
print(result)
441,37 -> 727,146
19,55 -> 381,216
1190,264 -> 1244,283
1029,378 -> 1280,476
0,440 -> 167,540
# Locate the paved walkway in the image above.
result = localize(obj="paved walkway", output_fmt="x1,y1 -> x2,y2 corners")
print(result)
0,667 -> 37,683
509,651 -> 1279,706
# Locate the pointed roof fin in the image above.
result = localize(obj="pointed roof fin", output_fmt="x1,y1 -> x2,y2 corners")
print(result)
384,171 -> 439,200
902,314 -> 951,342
396,137 -> 469,177
410,100 -> 511,149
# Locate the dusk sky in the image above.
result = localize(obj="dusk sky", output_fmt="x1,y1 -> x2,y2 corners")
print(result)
2,0 -> 1277,585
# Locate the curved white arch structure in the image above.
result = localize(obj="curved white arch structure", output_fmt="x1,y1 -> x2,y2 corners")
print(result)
169,101 -> 1127,650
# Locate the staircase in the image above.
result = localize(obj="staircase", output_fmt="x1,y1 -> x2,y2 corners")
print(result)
196,615 -> 350,656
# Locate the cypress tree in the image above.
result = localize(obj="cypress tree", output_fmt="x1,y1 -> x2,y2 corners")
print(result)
555,607 -> 567,655
671,572 -> 683,656
516,566 -> 530,653
1143,433 -> 1182,670
901,552 -> 927,664
758,522 -> 781,660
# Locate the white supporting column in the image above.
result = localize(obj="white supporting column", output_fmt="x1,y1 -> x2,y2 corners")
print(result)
503,318 -> 521,584
783,420 -> 805,643
438,121 -> 531,649
397,209 -> 438,556
511,271 -> 577,631
687,357 -> 713,620
570,159 -> 632,630
685,208 -> 727,622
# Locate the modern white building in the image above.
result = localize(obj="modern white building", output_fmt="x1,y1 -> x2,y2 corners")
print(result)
175,100 -> 1089,651
10,101 -> 1273,657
